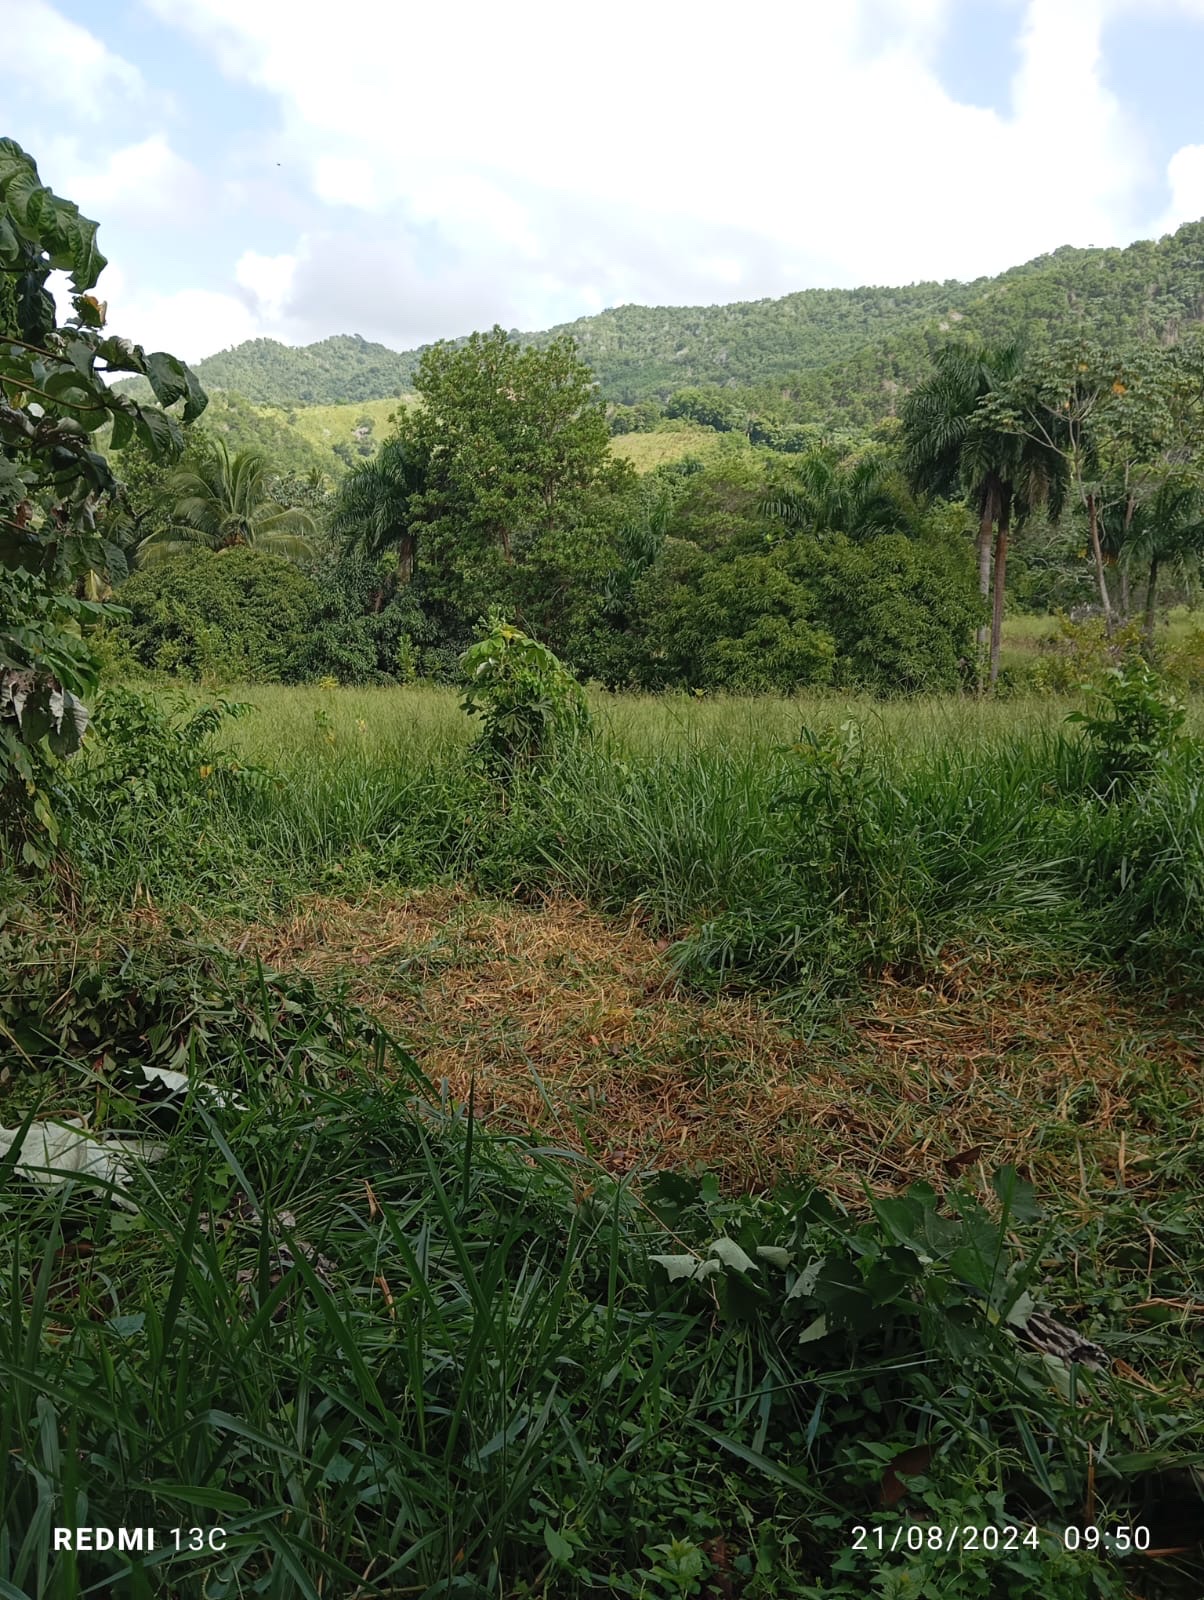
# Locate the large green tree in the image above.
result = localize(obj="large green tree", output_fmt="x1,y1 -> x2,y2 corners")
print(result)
137,439 -> 316,565
394,326 -> 633,631
992,336 -> 1204,638
901,343 -> 1063,689
1,139 -> 205,860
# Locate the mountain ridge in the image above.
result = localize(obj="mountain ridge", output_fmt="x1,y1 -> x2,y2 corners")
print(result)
153,219 -> 1204,429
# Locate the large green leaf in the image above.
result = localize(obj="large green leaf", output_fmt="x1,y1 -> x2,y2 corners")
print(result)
145,349 -> 190,408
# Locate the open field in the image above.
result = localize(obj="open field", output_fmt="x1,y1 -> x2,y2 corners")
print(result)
5,682 -> 1203,1598
610,424 -> 736,472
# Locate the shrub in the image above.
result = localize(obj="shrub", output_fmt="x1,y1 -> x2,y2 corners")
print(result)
633,544 -> 836,693
1164,626 -> 1204,693
78,686 -> 253,810
1067,662 -> 1195,795
1022,612 -> 1144,694
802,533 -> 979,693
114,547 -> 320,682
297,550 -> 456,685
460,613 -> 589,773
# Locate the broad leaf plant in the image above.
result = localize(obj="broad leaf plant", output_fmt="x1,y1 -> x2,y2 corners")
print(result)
1,138 -> 207,863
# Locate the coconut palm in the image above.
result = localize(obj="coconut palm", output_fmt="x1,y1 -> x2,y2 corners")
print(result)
901,343 -> 1065,689
328,435 -> 425,587
137,440 -> 316,565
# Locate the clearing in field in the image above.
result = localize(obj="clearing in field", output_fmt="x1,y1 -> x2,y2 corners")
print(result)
228,886 -> 1201,1202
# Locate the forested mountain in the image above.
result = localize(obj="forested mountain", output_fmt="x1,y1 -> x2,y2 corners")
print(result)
176,220 -> 1204,431
190,333 -> 419,405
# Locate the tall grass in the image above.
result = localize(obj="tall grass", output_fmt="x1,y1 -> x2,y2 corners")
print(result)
58,686 -> 1204,1008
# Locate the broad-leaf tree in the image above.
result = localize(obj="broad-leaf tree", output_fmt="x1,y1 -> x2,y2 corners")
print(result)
395,326 -> 633,627
137,439 -> 315,565
1,139 -> 206,862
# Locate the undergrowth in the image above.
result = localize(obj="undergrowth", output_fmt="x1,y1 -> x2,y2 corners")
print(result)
1,951 -> 1201,1598
30,673 -> 1203,1015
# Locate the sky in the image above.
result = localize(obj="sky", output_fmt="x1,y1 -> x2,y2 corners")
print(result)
6,0 -> 1204,364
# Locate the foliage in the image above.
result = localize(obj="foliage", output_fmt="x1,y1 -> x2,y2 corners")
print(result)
155,221 -> 1204,443
632,540 -> 837,693
0,138 -> 205,862
137,438 -> 316,565
113,547 -> 321,682
297,547 -> 454,684
327,432 -> 424,581
1025,613 -> 1147,694
460,613 -> 590,772
77,685 -> 254,811
395,326 -> 634,632
628,516 -> 975,695
761,445 -> 921,541
804,533 -> 980,693
901,341 -> 1065,688
1067,662 -> 1194,794
196,389 -> 333,477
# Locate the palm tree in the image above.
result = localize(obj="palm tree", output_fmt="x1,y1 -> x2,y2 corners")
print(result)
137,440 -> 316,565
328,435 -> 425,595
1119,474 -> 1204,649
761,446 -> 918,541
901,343 -> 1064,690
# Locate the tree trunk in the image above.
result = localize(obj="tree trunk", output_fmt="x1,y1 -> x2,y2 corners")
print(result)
989,499 -> 1010,690
1119,491 -> 1136,623
976,496 -> 994,695
1086,491 -> 1114,636
397,531 -> 415,583
1143,556 -> 1159,653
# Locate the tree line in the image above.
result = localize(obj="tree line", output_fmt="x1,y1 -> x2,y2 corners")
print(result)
107,324 -> 1204,697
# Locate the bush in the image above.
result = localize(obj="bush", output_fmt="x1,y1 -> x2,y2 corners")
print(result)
1067,662 -> 1194,795
803,533 -> 979,693
632,544 -> 835,693
1165,626 -> 1204,693
1026,613 -> 1146,695
114,547 -> 320,682
460,613 -> 589,773
296,549 -> 451,685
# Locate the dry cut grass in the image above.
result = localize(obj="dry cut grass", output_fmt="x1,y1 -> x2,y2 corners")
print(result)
230,888 -> 1202,1202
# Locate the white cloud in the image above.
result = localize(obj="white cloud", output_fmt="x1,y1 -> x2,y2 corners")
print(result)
8,0 -> 144,117
91,263 -> 259,362
235,250 -> 297,322
96,0 -> 1195,356
64,135 -> 209,226
1160,143 -> 1204,232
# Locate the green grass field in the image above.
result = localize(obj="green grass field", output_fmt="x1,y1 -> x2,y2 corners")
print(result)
5,679 -> 1203,1598
610,424 -> 735,472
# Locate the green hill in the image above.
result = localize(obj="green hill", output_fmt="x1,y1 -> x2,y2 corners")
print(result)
193,333 -> 419,406
154,218 -> 1204,444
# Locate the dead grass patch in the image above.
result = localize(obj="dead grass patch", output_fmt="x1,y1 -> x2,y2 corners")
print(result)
229,888 -> 1201,1199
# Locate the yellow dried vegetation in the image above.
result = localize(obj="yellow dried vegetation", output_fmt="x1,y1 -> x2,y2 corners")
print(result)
232,888 -> 1201,1200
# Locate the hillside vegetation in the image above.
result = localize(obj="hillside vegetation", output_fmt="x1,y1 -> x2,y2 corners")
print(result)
167,220 -> 1204,438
